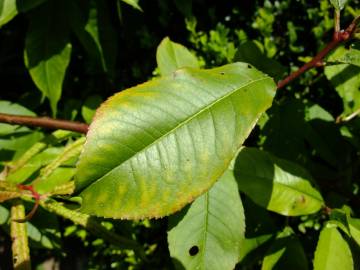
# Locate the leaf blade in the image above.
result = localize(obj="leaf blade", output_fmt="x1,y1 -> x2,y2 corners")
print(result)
75,63 -> 276,219
313,226 -> 354,270
156,37 -> 199,76
234,148 -> 324,216
168,171 -> 245,270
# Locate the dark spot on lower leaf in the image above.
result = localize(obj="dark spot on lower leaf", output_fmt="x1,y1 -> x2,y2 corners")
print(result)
189,245 -> 199,256
247,64 -> 252,69
220,72 -> 225,75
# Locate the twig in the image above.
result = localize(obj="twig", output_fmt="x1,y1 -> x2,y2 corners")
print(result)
336,107 -> 360,123
277,15 -> 360,89
0,113 -> 88,134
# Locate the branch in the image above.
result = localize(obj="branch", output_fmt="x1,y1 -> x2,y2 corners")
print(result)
0,113 -> 88,134
277,15 -> 360,89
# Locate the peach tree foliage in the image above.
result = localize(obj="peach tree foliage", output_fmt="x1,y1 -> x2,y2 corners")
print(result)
0,0 -> 360,269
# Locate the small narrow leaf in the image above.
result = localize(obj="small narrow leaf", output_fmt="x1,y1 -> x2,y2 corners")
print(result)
234,148 -> 324,216
329,0 -> 349,10
24,1 -> 72,115
75,63 -> 276,219
156,37 -> 199,76
168,171 -> 245,270
120,0 -> 142,11
314,226 -> 354,270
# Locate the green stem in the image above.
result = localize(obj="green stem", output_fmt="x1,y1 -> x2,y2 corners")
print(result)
40,199 -> 145,257
10,200 -> 31,270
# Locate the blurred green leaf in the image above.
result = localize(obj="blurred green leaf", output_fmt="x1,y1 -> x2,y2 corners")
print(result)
329,0 -> 349,10
168,171 -> 245,270
313,225 -> 354,270
81,95 -> 102,124
24,0 -> 72,116
0,0 -> 16,27
0,101 -> 43,160
234,147 -> 324,216
156,37 -> 199,76
234,40 -> 286,81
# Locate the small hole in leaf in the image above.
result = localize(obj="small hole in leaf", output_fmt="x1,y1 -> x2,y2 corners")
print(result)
220,72 -> 225,75
247,64 -> 252,69
189,245 -> 199,256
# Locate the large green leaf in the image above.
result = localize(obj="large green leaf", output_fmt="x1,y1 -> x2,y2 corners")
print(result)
233,148 -> 324,216
24,0 -> 72,116
313,225 -> 354,270
325,46 -> 360,115
329,0 -> 348,10
156,37 -> 199,76
75,63 -> 276,219
168,171 -> 245,270
262,228 -> 308,270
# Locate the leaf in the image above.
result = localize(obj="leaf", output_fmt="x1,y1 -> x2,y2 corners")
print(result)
0,0 -> 16,27
69,0 -> 118,76
168,171 -> 245,270
262,228 -> 308,270
234,41 -> 286,81
330,49 -> 360,67
325,46 -> 360,115
6,147 -> 63,184
0,101 -> 43,160
347,217 -> 360,246
75,63 -> 276,219
120,0 -> 142,11
24,0 -> 72,116
313,225 -> 354,270
81,95 -> 103,124
233,147 -> 324,216
156,37 -> 199,76
329,0 -> 348,10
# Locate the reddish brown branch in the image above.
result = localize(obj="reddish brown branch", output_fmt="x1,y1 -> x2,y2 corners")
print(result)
277,15 -> 360,89
0,113 -> 88,134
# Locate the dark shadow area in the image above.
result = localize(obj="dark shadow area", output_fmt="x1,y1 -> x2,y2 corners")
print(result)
328,64 -> 360,89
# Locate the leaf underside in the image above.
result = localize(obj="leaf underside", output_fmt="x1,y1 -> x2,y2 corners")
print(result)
75,62 -> 276,219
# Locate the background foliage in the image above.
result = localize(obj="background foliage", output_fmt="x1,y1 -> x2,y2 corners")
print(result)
1,0 -> 360,269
